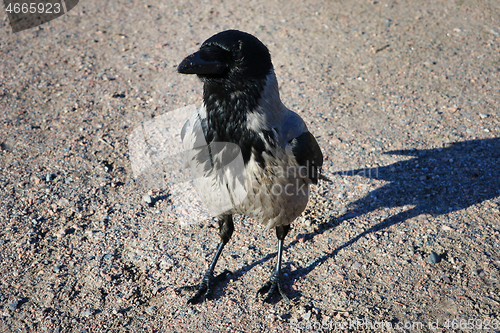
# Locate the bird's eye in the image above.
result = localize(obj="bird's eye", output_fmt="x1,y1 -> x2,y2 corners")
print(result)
232,51 -> 243,61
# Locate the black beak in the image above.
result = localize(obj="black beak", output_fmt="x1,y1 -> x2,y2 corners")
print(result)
177,51 -> 227,75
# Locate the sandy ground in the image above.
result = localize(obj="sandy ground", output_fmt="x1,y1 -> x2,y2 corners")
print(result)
1,0 -> 500,332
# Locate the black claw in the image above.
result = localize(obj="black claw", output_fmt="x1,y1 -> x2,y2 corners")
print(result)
257,272 -> 290,304
176,269 -> 232,305
188,279 -> 211,304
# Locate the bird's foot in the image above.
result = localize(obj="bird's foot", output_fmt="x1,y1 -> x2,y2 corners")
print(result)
257,271 -> 290,304
176,269 -> 231,304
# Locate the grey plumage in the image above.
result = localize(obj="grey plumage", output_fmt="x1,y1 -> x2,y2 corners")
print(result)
181,71 -> 318,229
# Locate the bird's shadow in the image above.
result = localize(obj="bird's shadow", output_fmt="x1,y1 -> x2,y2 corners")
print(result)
285,137 -> 500,292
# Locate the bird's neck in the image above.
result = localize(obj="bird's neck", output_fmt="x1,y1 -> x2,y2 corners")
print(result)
201,71 -> 283,165
203,80 -> 265,124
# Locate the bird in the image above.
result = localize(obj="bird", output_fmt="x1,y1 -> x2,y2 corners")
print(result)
175,29 -> 325,304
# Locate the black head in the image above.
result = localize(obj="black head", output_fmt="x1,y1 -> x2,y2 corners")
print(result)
178,31 -> 276,165
177,30 -> 273,85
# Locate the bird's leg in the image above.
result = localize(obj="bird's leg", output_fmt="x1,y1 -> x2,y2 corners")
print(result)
176,214 -> 233,304
257,224 -> 291,304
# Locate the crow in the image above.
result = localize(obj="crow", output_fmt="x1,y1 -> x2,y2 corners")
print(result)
176,30 -> 325,304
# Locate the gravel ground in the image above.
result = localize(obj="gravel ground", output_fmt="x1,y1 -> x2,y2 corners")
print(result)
1,0 -> 500,332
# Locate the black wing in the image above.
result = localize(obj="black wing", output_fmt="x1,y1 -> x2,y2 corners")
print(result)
289,131 -> 323,184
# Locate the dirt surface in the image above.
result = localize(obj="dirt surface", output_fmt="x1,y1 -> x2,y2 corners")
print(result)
1,0 -> 500,332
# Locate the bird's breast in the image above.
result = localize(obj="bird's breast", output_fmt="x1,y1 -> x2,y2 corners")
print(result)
233,145 -> 311,229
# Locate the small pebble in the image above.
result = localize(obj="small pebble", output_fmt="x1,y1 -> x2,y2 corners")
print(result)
429,252 -> 441,264
53,265 -> 62,273
8,300 -> 19,311
56,228 -> 66,238
104,254 -> 113,260
143,194 -> 153,205
159,258 -> 173,270
145,306 -> 156,315
441,225 -> 453,231
351,262 -> 363,269
81,309 -> 93,317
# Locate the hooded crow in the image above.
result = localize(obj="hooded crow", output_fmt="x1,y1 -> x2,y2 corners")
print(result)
176,30 -> 324,304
